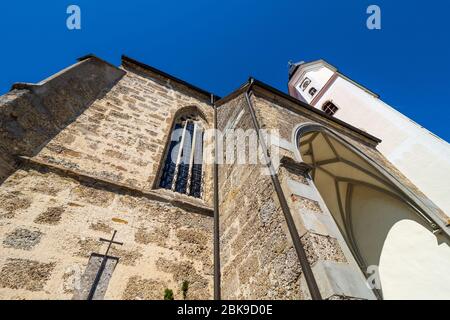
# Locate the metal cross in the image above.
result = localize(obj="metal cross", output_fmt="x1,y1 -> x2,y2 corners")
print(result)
87,230 -> 123,300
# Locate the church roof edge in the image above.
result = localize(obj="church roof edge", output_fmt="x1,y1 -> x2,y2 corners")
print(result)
76,54 -> 380,145
217,77 -> 382,145
251,78 -> 382,144
121,55 -> 221,102
78,54 -> 121,71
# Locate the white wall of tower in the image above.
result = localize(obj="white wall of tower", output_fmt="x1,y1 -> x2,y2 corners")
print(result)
289,61 -> 450,220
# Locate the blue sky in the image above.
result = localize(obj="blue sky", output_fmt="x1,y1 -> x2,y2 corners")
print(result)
0,1 -> 449,140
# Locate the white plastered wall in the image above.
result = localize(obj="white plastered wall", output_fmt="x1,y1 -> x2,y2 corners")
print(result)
289,63 -> 450,217
300,131 -> 450,299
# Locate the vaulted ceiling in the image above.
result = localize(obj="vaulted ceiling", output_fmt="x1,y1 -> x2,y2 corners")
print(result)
298,131 -> 433,269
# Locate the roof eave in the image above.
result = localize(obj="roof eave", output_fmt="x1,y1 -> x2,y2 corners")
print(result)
121,55 -> 221,101
217,77 -> 382,146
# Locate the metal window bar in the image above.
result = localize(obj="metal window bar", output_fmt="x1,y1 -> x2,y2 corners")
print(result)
186,122 -> 198,195
159,123 -> 183,190
171,121 -> 188,191
189,127 -> 204,198
175,120 -> 195,194
323,102 -> 338,116
160,117 -> 204,198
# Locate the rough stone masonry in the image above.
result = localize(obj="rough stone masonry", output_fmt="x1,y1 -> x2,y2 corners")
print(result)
0,55 -> 445,300
0,56 -> 214,300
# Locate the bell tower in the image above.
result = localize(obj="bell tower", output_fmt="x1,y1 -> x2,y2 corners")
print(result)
288,60 -> 338,106
287,58 -> 450,219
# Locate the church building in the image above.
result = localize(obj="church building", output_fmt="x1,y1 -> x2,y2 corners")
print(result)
0,55 -> 448,300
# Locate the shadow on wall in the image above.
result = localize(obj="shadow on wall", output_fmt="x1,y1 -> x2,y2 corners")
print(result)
351,186 -> 450,299
298,128 -> 450,299
0,56 -> 125,184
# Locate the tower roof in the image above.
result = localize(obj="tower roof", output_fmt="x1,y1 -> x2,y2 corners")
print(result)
288,59 -> 379,98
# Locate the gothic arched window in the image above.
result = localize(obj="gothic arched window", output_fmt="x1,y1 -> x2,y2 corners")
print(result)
159,114 -> 204,198
322,101 -> 339,116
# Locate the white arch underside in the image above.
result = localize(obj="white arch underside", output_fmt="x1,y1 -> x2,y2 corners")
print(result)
299,130 -> 450,299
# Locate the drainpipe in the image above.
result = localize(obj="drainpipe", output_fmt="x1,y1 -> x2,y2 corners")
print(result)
212,94 -> 221,300
243,79 -> 322,300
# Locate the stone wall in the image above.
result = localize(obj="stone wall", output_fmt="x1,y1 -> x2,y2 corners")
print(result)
250,91 -> 379,299
0,54 -> 441,300
250,89 -> 448,226
0,57 -> 125,183
0,57 -> 214,300
216,90 -> 380,300
31,59 -> 214,204
217,95 -> 304,299
246,90 -> 446,299
215,87 -> 445,300
0,166 -> 213,299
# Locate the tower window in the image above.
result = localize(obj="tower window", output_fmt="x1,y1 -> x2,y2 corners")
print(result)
300,78 -> 311,91
322,101 -> 339,116
159,115 -> 204,198
309,87 -> 317,96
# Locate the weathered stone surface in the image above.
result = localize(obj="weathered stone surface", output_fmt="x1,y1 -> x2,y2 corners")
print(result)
259,200 -> 276,224
0,55 -> 421,300
70,185 -> 115,207
291,173 -> 309,185
0,191 -> 31,219
291,195 -> 322,214
134,226 -> 168,247
89,221 -> 113,234
76,238 -> 102,258
34,206 -> 65,225
238,254 -> 259,284
0,57 -> 125,184
156,257 -> 210,300
3,228 -> 42,250
109,247 -> 142,266
218,97 -> 302,300
0,162 -> 213,299
301,232 -> 347,265
0,259 -> 55,291
122,276 -> 168,300
62,271 -> 75,294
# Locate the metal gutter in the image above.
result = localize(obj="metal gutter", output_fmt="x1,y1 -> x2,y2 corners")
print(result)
243,80 -> 323,300
215,78 -> 380,145
212,94 -> 221,300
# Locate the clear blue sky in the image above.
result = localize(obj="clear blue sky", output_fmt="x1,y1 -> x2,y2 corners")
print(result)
0,1 -> 449,141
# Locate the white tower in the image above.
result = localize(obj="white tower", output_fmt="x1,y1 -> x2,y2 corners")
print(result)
288,59 -> 450,217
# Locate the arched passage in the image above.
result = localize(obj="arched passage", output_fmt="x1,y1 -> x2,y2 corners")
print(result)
296,124 -> 450,299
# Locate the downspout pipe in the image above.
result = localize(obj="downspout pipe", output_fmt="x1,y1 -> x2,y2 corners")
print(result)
243,79 -> 322,300
212,94 -> 221,300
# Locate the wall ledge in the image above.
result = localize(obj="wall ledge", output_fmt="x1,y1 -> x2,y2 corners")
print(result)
18,156 -> 214,217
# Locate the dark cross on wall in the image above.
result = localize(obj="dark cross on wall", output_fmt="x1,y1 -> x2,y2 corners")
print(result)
87,230 -> 123,300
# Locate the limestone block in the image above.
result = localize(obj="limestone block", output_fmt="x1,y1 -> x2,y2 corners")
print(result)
301,232 -> 346,265
0,258 -> 55,291
301,261 -> 376,300
3,228 -> 43,250
122,276 -> 168,300
34,206 -> 65,225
